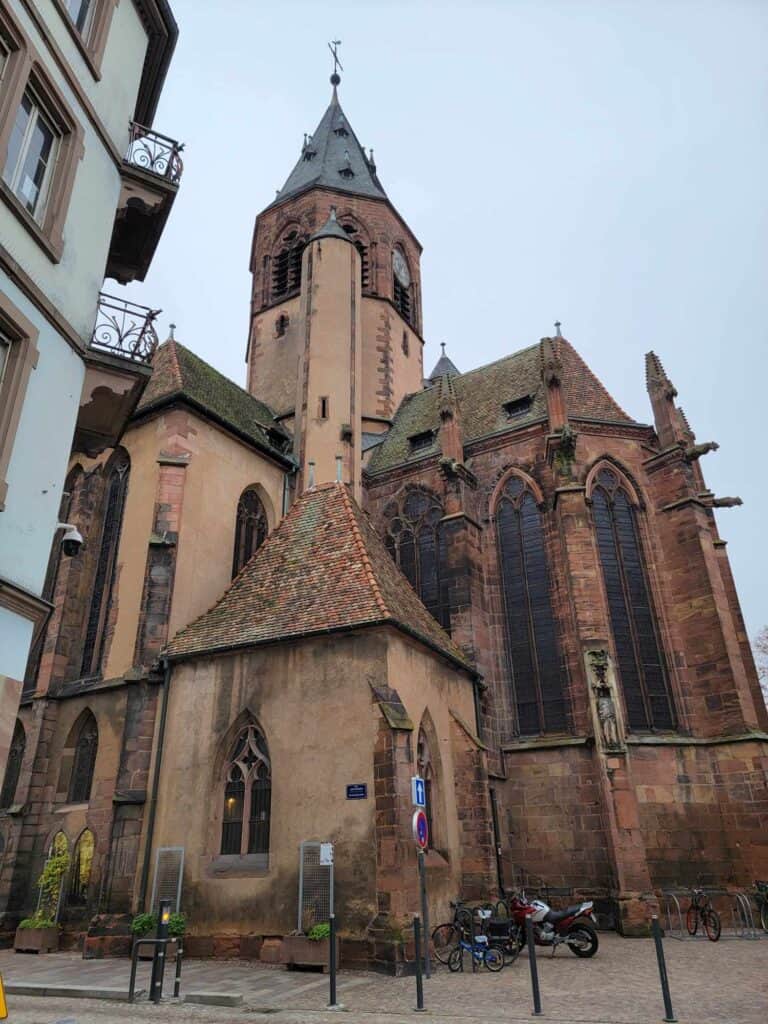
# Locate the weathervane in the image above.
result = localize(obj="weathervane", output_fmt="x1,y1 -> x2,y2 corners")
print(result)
328,39 -> 343,85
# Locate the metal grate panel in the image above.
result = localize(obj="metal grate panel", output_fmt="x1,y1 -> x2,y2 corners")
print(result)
150,846 -> 184,913
297,841 -> 334,932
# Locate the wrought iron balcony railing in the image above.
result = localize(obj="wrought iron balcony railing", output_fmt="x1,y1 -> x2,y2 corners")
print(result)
124,122 -> 184,184
90,293 -> 160,365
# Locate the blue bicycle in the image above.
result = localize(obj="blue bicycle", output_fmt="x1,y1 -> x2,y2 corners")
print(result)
448,934 -> 504,972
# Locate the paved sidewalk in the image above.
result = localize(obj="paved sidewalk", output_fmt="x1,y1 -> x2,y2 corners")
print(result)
0,932 -> 765,1023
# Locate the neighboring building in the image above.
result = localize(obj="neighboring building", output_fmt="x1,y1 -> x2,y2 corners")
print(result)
0,0 -> 181,760
1,69 -> 765,964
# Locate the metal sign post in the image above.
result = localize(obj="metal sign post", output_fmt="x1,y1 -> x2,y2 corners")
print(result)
412,809 -> 430,979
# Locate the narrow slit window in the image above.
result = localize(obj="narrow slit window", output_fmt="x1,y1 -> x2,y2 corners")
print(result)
319,397 -> 329,420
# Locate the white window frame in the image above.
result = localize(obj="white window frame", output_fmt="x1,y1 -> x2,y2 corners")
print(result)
4,87 -> 61,224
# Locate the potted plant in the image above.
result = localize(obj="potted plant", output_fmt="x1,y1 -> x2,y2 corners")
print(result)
14,912 -> 59,953
282,921 -> 338,970
14,843 -> 70,954
131,911 -> 186,959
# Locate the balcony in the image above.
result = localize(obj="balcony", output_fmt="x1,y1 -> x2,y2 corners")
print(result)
105,122 -> 185,285
73,294 -> 161,455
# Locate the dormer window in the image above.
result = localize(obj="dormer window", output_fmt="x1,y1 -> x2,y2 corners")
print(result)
302,148 -> 316,161
409,430 -> 434,453
504,395 -> 533,420
334,124 -> 349,137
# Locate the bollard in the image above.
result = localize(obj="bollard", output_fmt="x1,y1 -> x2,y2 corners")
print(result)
651,915 -> 677,1023
150,900 -> 171,1004
525,916 -> 542,1016
173,940 -> 183,999
328,913 -> 339,1008
413,915 -> 425,1012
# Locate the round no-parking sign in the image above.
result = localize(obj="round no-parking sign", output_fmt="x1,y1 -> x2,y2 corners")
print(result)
412,809 -> 428,850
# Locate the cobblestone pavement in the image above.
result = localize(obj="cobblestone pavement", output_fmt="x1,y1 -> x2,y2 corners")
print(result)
0,933 -> 765,1023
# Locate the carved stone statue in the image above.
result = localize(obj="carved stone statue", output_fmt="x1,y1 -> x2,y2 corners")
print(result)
711,496 -> 743,508
594,685 -> 620,749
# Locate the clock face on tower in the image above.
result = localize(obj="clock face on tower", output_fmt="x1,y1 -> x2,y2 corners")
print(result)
392,248 -> 411,288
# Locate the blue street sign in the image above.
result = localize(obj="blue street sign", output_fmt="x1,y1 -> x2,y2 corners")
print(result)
411,776 -> 426,808
346,783 -> 367,800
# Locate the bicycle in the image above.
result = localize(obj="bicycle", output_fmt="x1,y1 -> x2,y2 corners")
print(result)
752,881 -> 768,934
448,934 -> 504,973
686,888 -> 721,941
432,901 -> 475,965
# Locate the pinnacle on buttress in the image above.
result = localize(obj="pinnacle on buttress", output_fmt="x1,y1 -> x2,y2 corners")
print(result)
645,351 -> 678,401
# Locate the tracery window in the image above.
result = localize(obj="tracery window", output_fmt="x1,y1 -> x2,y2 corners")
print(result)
383,489 -> 449,629
271,229 -> 306,300
591,467 -> 675,731
68,828 -> 94,905
496,475 -> 569,735
416,727 -> 437,850
232,487 -> 268,578
68,712 -> 98,804
0,720 -> 25,808
220,724 -> 271,863
81,451 -> 130,677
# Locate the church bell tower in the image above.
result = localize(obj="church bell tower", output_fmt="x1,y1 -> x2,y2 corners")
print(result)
246,65 -> 425,496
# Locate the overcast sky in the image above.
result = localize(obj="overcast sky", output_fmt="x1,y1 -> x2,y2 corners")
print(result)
121,0 -> 767,640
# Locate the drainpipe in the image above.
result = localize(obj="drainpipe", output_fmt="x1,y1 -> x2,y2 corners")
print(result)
138,657 -> 172,911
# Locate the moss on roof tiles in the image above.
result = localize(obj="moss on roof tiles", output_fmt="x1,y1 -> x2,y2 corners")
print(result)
136,341 -> 291,460
367,339 -> 634,475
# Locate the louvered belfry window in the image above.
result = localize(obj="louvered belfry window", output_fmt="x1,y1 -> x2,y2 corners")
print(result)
220,724 -> 271,863
384,489 -> 450,629
271,231 -> 305,300
496,476 -> 569,735
0,720 -> 25,808
68,713 -> 98,804
232,488 -> 268,578
592,468 -> 675,731
81,452 -> 130,677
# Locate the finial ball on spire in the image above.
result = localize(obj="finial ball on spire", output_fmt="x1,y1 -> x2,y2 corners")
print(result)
330,72 -> 341,86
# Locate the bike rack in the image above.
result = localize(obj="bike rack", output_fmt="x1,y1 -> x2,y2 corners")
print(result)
128,937 -> 183,1002
661,887 -> 765,941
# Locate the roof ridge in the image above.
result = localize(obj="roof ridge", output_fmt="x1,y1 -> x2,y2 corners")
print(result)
166,338 -> 183,390
173,340 -> 284,425
338,484 -> 390,619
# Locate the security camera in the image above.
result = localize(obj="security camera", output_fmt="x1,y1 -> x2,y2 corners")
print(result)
57,522 -> 83,557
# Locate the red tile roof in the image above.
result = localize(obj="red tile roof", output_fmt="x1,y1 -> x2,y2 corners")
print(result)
165,483 -> 474,674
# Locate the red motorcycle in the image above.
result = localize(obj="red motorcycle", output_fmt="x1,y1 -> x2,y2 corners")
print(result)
507,891 -> 599,957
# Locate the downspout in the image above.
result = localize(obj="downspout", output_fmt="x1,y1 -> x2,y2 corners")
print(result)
138,656 -> 173,910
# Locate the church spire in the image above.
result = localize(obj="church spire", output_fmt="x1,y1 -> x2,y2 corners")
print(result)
272,72 -> 386,207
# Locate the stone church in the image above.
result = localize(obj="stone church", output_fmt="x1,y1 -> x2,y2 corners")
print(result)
1,73 -> 766,962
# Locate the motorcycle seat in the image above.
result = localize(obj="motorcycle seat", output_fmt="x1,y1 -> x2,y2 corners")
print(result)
544,904 -> 584,924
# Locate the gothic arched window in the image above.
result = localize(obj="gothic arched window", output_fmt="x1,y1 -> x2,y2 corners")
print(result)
68,712 -> 98,804
591,467 -> 675,731
232,488 -> 268,577
220,724 -> 271,863
0,720 -> 25,809
271,229 -> 306,300
496,475 -> 569,735
416,727 -> 438,851
384,489 -> 449,629
68,828 -> 94,906
81,451 -> 130,677
392,246 -> 413,325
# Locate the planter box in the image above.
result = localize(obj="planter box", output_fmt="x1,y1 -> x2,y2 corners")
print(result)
281,935 -> 339,971
14,927 -> 59,953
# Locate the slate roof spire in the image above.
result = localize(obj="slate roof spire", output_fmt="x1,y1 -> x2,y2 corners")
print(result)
428,342 -> 460,382
272,79 -> 387,206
